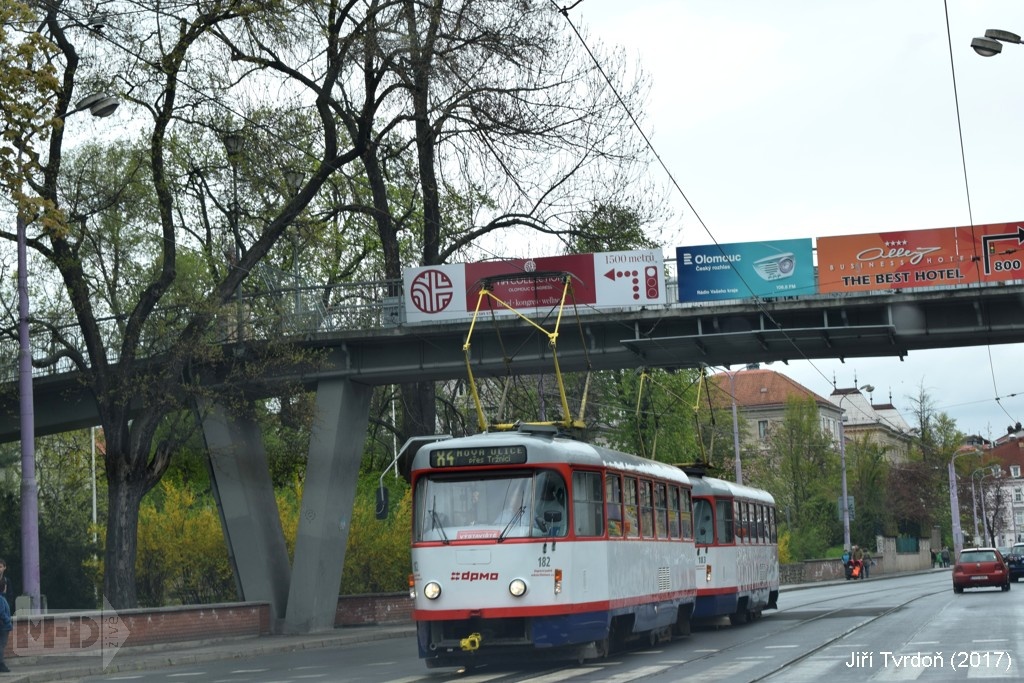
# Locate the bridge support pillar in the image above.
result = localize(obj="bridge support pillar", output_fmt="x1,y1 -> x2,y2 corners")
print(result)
199,398 -> 292,630
284,377 -> 372,634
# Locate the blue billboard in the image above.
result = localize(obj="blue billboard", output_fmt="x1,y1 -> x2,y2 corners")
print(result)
676,238 -> 815,303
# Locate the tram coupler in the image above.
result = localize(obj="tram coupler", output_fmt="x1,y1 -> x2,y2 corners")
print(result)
460,632 -> 482,651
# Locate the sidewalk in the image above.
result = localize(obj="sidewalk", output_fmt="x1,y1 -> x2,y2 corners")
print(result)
2,624 -> 416,683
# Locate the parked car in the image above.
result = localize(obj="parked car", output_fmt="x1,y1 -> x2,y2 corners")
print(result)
952,548 -> 1010,593
1006,543 -> 1024,583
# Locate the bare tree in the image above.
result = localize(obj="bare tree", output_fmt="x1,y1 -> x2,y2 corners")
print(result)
2,0 -> 660,609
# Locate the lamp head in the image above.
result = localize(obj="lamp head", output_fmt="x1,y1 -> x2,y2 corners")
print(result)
74,93 -> 119,118
972,29 -> 1022,57
223,132 -> 245,157
973,36 -> 1002,56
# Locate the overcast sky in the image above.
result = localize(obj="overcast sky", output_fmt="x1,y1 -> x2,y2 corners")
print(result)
569,0 -> 1024,441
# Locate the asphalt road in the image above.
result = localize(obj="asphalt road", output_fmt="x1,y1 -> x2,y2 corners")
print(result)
76,572 -> 1019,683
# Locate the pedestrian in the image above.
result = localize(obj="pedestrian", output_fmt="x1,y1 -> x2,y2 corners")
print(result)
941,546 -> 950,568
0,558 -> 10,674
0,557 -> 9,613
862,551 -> 872,579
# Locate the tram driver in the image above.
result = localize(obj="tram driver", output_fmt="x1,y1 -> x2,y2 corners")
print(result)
535,473 -> 566,535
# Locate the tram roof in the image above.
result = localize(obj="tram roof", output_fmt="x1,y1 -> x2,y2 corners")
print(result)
412,428 -> 691,484
689,474 -> 776,505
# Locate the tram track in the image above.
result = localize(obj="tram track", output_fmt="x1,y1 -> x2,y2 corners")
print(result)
746,586 -> 952,681
452,578 -> 952,683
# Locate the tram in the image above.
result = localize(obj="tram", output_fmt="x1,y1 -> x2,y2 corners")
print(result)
688,470 -> 779,624
408,425 -> 697,668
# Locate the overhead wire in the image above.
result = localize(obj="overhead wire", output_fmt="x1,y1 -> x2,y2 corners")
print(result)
559,0 -> 1021,434
941,0 -> 1020,428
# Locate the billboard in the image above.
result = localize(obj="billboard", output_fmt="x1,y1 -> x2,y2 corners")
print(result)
403,250 -> 666,324
675,238 -> 815,303
816,221 -> 1024,293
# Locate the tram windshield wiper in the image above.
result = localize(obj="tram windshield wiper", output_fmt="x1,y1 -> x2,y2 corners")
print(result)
430,507 -> 450,544
498,505 -> 526,542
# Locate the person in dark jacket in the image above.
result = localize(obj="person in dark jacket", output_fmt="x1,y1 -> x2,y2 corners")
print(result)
0,566 -> 11,674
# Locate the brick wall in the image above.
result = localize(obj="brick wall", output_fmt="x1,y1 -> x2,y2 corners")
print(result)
7,602 -> 270,659
335,592 -> 413,626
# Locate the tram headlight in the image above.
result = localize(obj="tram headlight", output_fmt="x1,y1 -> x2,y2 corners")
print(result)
424,581 -> 442,600
705,564 -> 712,583
554,568 -> 563,595
509,578 -> 528,597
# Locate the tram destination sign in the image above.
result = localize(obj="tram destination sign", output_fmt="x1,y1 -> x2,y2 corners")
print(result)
430,445 -> 528,468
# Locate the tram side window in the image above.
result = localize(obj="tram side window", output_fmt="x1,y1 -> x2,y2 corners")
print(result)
606,474 -> 623,537
668,486 -> 681,539
681,488 -> 693,539
572,471 -> 604,537
734,501 -> 744,542
639,480 -> 654,538
769,507 -> 777,543
624,477 -> 639,538
654,483 -> 668,538
756,504 -> 766,543
717,499 -> 734,543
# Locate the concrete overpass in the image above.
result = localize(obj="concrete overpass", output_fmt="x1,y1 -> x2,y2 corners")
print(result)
3,282 -> 1024,634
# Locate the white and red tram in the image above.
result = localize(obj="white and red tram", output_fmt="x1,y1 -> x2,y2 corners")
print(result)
409,425 -> 697,667
688,470 -> 780,624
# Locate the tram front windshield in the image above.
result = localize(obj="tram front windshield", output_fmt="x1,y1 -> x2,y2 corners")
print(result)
414,470 -> 567,542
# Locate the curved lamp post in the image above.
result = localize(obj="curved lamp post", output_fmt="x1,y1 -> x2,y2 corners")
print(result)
837,383 -> 874,552
18,93 -> 118,613
948,449 -> 981,558
973,466 -> 1001,546
223,132 -> 244,341
716,368 -> 743,485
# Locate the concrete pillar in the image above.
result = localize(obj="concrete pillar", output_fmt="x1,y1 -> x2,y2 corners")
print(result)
284,378 -> 372,633
199,398 -> 291,629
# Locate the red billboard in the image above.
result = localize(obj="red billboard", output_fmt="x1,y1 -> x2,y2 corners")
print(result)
816,221 -> 1024,293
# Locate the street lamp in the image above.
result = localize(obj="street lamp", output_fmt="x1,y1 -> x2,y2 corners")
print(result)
837,383 -> 874,552
17,93 -> 118,614
947,449 -> 982,558
717,368 -> 743,485
222,132 -> 244,341
971,29 -> 1021,57
971,465 -> 1000,546
283,168 -> 305,329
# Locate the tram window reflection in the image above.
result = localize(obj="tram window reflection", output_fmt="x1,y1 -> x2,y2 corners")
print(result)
694,498 -> 714,544
717,499 -> 734,543
572,471 -> 603,537
606,474 -> 623,537
624,477 -> 639,538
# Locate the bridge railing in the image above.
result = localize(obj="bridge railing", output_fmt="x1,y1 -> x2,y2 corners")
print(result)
4,273 -> 1022,384
0,277 -> 402,383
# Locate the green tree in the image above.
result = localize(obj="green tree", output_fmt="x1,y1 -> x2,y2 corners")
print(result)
847,435 -> 889,546
757,395 -> 839,559
341,474 -> 412,595
592,368 -> 705,465
1,0 -> 659,612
